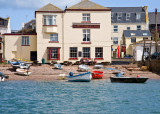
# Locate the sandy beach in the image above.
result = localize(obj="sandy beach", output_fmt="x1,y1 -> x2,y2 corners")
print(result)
0,64 -> 160,81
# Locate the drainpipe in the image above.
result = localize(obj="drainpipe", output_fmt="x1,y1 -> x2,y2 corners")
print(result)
62,12 -> 64,62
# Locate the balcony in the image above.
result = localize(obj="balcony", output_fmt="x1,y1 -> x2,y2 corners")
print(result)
43,25 -> 57,33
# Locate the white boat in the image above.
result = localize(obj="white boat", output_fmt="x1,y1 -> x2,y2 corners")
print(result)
54,64 -> 63,69
11,62 -> 29,70
67,72 -> 92,82
0,72 -> 9,82
16,68 -> 31,76
93,65 -> 103,69
0,77 -> 5,82
78,65 -> 89,72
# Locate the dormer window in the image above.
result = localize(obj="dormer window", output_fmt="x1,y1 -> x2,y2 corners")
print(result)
143,33 -> 148,36
126,13 -> 130,20
117,13 -> 122,20
136,13 -> 141,20
82,14 -> 90,22
131,33 -> 136,36
111,13 -> 114,20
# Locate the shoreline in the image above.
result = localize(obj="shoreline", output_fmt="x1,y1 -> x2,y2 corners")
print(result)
1,64 -> 160,81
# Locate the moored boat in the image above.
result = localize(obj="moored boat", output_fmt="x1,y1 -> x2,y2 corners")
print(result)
67,72 -> 92,82
54,64 -> 63,69
110,76 -> 149,83
16,68 -> 31,76
11,62 -> 29,70
78,65 -> 89,72
92,71 -> 103,79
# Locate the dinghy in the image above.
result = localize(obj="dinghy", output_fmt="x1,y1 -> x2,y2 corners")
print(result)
54,64 -> 63,69
16,68 -> 31,76
67,72 -> 92,82
78,65 -> 89,72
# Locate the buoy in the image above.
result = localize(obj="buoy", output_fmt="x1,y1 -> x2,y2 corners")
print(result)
137,75 -> 140,78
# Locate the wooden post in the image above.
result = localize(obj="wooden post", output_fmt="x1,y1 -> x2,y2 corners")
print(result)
155,8 -> 158,52
148,42 -> 152,69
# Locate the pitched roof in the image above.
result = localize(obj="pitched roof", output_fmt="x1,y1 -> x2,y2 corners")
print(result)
149,12 -> 160,24
108,7 -> 145,12
66,0 -> 110,11
109,7 -> 146,23
123,30 -> 151,37
36,3 -> 63,12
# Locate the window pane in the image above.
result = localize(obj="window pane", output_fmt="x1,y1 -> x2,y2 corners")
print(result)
131,38 -> 136,43
83,47 -> 90,58
83,30 -> 90,42
95,47 -> 103,58
70,47 -> 77,58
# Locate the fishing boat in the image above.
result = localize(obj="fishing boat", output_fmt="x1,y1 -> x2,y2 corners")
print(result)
16,68 -> 31,76
67,72 -> 92,82
0,72 -> 9,82
92,71 -> 104,79
110,76 -> 149,83
54,64 -> 63,69
78,65 -> 89,72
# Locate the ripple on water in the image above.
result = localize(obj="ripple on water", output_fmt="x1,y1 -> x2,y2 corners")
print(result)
0,79 -> 160,114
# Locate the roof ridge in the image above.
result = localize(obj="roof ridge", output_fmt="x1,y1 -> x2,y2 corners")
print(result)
36,3 -> 63,11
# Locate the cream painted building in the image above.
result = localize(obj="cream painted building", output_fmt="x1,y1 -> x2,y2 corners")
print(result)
36,0 -> 112,63
122,30 -> 151,56
108,7 -> 149,57
3,33 -> 37,61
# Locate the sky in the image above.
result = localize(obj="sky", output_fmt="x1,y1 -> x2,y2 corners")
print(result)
0,0 -> 160,30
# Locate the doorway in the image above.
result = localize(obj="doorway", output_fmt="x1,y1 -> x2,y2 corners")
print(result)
30,51 -> 37,61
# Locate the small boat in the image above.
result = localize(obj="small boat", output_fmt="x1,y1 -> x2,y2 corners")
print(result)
0,72 -> 9,82
16,68 -> 31,76
11,62 -> 29,70
94,65 -> 103,69
92,71 -> 104,79
78,65 -> 89,72
110,76 -> 149,83
67,72 -> 92,82
54,64 -> 63,69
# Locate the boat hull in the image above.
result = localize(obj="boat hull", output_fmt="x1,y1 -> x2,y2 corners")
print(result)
110,77 -> 149,83
16,69 -> 31,76
92,71 -> 103,79
67,72 -> 92,82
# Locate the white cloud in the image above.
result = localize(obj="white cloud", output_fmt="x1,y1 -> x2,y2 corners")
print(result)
0,0 -> 81,9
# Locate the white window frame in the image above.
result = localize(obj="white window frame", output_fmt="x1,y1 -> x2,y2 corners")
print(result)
44,15 -> 56,25
82,14 -> 90,22
83,30 -> 90,42
50,48 -> 58,59
22,36 -> 29,45
136,13 -> 141,20
113,37 -> 118,45
113,25 -> 118,32
117,13 -> 122,20
70,47 -> 77,58
137,25 -> 141,30
50,34 -> 58,41
95,47 -> 103,58
126,13 -> 130,20
83,47 -> 90,58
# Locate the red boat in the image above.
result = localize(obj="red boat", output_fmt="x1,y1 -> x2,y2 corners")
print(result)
92,71 -> 104,79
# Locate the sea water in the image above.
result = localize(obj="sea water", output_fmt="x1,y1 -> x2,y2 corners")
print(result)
0,79 -> 160,114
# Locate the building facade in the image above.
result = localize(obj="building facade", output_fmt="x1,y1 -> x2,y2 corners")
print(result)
36,0 -> 112,63
0,17 -> 11,60
109,7 -> 149,57
4,0 -> 112,63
